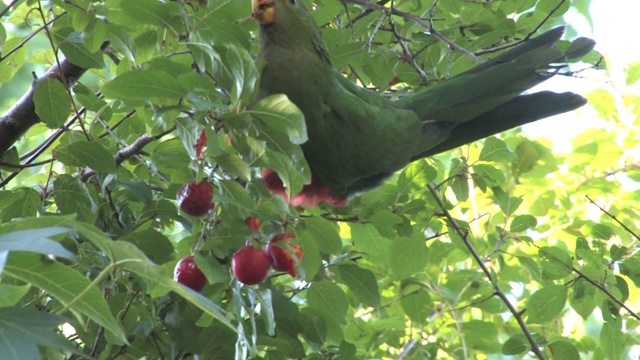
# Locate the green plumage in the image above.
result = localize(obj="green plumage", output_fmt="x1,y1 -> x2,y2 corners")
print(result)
254,0 -> 594,198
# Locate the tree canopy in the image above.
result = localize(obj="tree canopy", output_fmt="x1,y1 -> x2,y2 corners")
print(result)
1,0 -> 638,359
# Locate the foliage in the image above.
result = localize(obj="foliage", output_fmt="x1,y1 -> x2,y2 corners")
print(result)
0,0 -> 637,359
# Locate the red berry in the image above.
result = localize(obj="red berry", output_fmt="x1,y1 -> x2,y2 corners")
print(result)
232,245 -> 271,285
266,233 -> 301,278
245,217 -> 262,232
177,180 -> 214,216
174,255 -> 208,292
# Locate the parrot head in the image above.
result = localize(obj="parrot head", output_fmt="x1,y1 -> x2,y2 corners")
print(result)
251,0 -> 276,25
251,0 -> 317,30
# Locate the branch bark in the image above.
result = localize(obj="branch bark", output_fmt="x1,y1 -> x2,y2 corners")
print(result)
0,56 -> 89,156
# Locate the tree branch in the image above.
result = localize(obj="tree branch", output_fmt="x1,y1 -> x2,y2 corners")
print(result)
0,57 -> 88,156
427,183 -> 546,360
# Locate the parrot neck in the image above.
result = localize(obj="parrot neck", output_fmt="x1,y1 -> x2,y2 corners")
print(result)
259,24 -> 332,66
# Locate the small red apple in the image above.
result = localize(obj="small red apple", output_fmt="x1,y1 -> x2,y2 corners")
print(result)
246,217 -> 262,232
232,245 -> 271,285
266,233 -> 302,278
177,180 -> 214,217
174,255 -> 208,292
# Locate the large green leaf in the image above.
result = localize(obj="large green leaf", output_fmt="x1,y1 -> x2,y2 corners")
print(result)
3,252 -> 128,344
71,222 -> 235,332
0,308 -> 81,360
307,280 -> 348,324
33,79 -> 72,129
101,69 -> 186,100
250,95 -> 308,145
335,263 -> 380,308
526,285 -> 567,324
55,141 -> 117,173
0,227 -> 75,260
389,234 -> 429,279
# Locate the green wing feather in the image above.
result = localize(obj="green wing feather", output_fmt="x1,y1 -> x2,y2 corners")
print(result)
254,0 -> 595,197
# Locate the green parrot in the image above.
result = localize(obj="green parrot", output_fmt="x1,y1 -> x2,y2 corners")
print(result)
251,0 -> 595,206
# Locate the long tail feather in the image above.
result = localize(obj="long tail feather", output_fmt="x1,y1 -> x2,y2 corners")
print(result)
411,91 -> 587,160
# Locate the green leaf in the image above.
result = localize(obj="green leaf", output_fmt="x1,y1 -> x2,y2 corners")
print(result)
3,252 -> 128,344
479,137 -> 517,162
121,0 -> 187,32
0,308 -> 80,360
55,141 -> 117,173
509,214 -> 537,232
548,340 -> 580,360
304,316 -> 327,344
0,227 -> 75,260
569,278 -> 596,320
599,322 -> 623,360
215,153 -> 251,180
0,284 -> 30,307
539,246 -> 573,280
101,69 -> 186,100
528,190 -> 555,216
33,78 -> 72,129
626,61 -> 640,86
335,263 -> 380,308
217,179 -> 255,216
501,336 -> 528,355
307,280 -> 348,324
0,37 -> 28,83
397,160 -> 437,192
590,223 -> 614,240
491,187 -> 522,216
300,217 -> 342,254
0,188 -> 42,223
150,138 -> 192,182
389,234 -> 429,279
400,286 -> 433,324
211,45 -> 258,104
121,229 -> 174,264
72,222 -> 235,331
298,234 -> 322,282
461,320 -> 500,352
53,175 -> 97,223
257,288 -> 275,336
526,284 -> 567,324
250,94 -> 308,145
366,209 -> 403,227
57,29 -> 105,69
350,223 -> 391,266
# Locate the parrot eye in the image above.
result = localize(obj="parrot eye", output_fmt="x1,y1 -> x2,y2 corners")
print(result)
289,0 -> 297,4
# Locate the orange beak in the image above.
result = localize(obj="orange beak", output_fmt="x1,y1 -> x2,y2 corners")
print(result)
251,0 -> 276,26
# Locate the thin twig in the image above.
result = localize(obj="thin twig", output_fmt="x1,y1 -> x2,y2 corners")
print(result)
585,195 -> 640,243
0,10 -> 67,62
387,3 -> 429,83
80,127 -> 177,181
573,267 -> 640,322
427,183 -> 546,359
474,0 -> 568,56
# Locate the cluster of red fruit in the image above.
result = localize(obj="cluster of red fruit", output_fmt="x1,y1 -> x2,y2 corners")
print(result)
174,232 -> 303,291
174,180 -> 303,292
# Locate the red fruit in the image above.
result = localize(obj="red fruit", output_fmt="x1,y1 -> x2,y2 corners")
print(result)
174,255 -> 208,292
177,180 -> 214,216
266,233 -> 302,278
246,217 -> 262,232
232,245 -> 271,285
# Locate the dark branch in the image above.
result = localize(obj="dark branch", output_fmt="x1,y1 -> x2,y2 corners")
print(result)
0,58 -> 87,156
